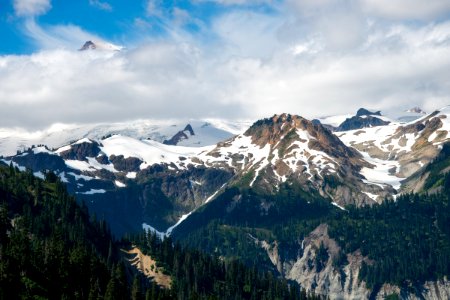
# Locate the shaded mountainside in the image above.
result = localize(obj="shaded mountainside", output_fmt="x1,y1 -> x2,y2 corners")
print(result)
171,169 -> 450,299
3,108 -> 450,299
3,108 -> 450,238
0,163 -> 321,299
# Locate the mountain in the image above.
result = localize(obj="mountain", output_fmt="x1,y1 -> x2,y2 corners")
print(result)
3,107 -> 450,299
198,113 -> 394,206
336,108 -> 391,131
79,40 -> 123,51
0,119 -> 248,156
406,106 -> 427,114
3,108 -> 450,236
0,163 -> 305,300
394,106 -> 428,123
163,124 -> 195,145
338,106 -> 450,192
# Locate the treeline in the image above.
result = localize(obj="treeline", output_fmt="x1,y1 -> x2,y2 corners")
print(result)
328,189 -> 450,289
0,164 -> 116,299
131,231 -> 322,300
175,174 -> 450,291
0,163 -> 319,299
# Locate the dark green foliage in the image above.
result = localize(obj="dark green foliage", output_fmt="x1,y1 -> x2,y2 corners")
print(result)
423,142 -> 450,191
327,192 -> 450,288
173,170 -> 450,292
314,242 -> 329,272
0,165 -> 114,299
0,164 -> 317,300
131,231 -> 321,300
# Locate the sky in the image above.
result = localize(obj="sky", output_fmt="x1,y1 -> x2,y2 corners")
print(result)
1,0 -> 450,129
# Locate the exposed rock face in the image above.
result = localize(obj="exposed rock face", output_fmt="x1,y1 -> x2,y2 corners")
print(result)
79,40 -> 96,51
59,140 -> 101,161
282,224 -> 370,299
356,108 -> 382,117
11,151 -> 67,172
109,154 -> 143,172
204,114 -> 394,206
82,165 -> 234,235
259,224 -> 450,300
121,247 -> 172,288
163,124 -> 195,145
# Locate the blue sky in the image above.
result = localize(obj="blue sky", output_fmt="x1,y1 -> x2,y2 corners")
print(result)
0,0 -> 279,54
1,0 -> 450,128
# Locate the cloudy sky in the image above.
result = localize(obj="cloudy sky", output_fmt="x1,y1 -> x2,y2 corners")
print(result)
1,0 -> 450,129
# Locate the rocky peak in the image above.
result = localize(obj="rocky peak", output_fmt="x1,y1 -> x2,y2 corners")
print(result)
244,113 -> 308,146
356,108 -> 381,117
163,124 -> 196,146
184,124 -> 195,136
59,139 -> 101,161
406,106 -> 427,114
337,109 -> 390,131
244,113 -> 361,161
79,41 -> 96,51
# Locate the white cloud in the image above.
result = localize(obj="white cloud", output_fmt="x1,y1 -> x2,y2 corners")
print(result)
13,0 -> 51,17
361,0 -> 450,20
2,0 -> 450,129
1,19 -> 450,129
89,0 -> 113,12
146,0 -> 164,17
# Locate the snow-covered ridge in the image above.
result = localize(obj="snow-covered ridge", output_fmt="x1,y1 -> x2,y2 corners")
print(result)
0,119 -> 251,156
337,106 -> 450,191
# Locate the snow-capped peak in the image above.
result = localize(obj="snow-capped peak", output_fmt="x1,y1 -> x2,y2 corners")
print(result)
405,106 -> 427,114
79,40 -> 123,52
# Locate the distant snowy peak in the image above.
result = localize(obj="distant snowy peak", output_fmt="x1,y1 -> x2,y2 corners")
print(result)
356,108 -> 382,117
163,124 -> 195,146
406,107 -> 427,114
336,108 -> 391,131
0,119 -> 248,156
337,106 -> 450,193
79,40 -> 123,51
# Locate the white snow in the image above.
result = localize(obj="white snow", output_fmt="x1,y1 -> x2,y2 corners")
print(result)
34,171 -> 45,180
0,118 -> 248,156
101,135 -> 206,169
165,212 -> 194,236
59,172 -> 69,183
126,172 -> 137,179
78,189 -> 106,195
360,153 -> 403,190
318,114 -> 352,127
142,223 -> 166,240
362,191 -> 379,202
67,172 -> 94,181
115,180 -> 126,188
74,138 -> 92,144
332,202 -> 347,211
205,183 -> 227,203
65,160 -> 94,172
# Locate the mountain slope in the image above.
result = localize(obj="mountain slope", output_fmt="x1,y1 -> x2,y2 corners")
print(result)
337,106 -> 450,193
0,119 -> 248,156
0,163 -> 314,299
199,113 -> 394,206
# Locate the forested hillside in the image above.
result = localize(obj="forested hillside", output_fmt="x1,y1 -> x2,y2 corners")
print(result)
0,163 -> 318,300
174,173 -> 450,293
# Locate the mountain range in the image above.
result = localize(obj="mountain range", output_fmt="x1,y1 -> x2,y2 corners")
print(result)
1,106 -> 450,299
